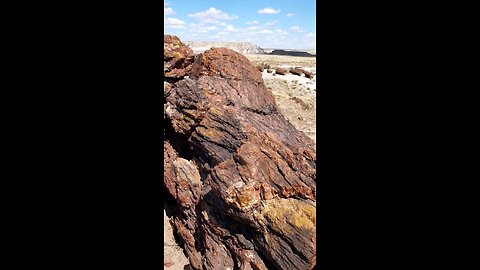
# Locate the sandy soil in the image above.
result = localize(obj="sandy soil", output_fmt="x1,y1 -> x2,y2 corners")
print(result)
246,54 -> 317,143
164,210 -> 190,269
246,54 -> 316,69
262,71 -> 317,142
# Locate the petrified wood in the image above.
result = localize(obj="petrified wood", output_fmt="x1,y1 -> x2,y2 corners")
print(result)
289,68 -> 304,76
274,67 -> 287,75
164,35 -> 316,270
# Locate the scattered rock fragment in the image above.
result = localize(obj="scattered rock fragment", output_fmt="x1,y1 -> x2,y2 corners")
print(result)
275,67 -> 287,75
303,70 -> 314,79
290,68 -> 304,76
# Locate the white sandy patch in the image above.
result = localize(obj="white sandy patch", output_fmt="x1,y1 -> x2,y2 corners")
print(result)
164,209 -> 190,269
262,70 -> 317,142
262,70 -> 316,92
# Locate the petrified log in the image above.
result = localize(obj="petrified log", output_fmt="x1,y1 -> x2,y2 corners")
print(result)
274,67 -> 287,75
256,62 -> 271,72
164,35 -> 195,78
303,70 -> 314,79
290,68 -> 304,76
164,35 -> 316,270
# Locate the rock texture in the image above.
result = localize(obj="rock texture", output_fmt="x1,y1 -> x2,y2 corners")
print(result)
164,35 -> 316,270
184,41 -> 266,55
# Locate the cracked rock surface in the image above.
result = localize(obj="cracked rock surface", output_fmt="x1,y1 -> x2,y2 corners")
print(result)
163,35 -> 316,270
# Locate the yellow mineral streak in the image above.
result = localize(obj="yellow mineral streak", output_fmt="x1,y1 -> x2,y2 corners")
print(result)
260,198 -> 316,233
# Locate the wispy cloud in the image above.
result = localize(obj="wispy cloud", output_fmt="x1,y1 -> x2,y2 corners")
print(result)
290,26 -> 304,32
264,20 -> 278,26
246,20 -> 259,25
257,7 -> 281,14
187,24 -> 220,34
258,29 -> 273,34
286,13 -> 296,17
276,29 -> 289,35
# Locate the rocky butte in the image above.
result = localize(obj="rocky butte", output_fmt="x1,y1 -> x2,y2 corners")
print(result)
184,41 -> 266,55
164,35 -> 317,270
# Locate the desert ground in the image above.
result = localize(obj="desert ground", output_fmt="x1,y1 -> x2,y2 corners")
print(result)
247,54 -> 316,70
164,53 -> 316,269
164,209 -> 190,270
246,54 -> 317,142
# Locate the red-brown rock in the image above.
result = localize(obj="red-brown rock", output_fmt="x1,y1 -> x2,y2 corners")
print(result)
274,67 -> 287,75
304,70 -> 314,79
164,36 -> 316,270
164,35 -> 194,78
290,68 -> 304,76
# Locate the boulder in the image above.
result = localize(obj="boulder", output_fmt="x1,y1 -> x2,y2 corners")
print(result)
289,68 -> 304,76
274,67 -> 287,75
164,35 -> 316,270
303,70 -> 314,79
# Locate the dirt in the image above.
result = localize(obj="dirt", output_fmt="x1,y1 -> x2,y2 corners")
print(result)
164,210 -> 190,270
246,54 -> 316,69
262,71 -> 317,142
246,54 -> 317,143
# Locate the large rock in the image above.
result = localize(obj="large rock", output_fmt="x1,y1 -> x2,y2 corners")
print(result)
163,35 -> 316,270
164,35 -> 195,78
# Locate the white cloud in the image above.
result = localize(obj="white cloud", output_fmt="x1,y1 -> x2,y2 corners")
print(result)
257,7 -> 281,14
164,7 -> 174,16
166,5 -> 314,49
225,25 -> 238,32
165,18 -> 186,29
290,26 -> 304,32
188,7 -> 238,24
165,18 -> 185,25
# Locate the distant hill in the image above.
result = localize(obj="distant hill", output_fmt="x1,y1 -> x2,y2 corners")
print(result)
268,49 -> 315,57
184,41 -> 265,55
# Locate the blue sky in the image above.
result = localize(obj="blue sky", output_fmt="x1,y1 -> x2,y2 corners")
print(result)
164,0 -> 316,49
